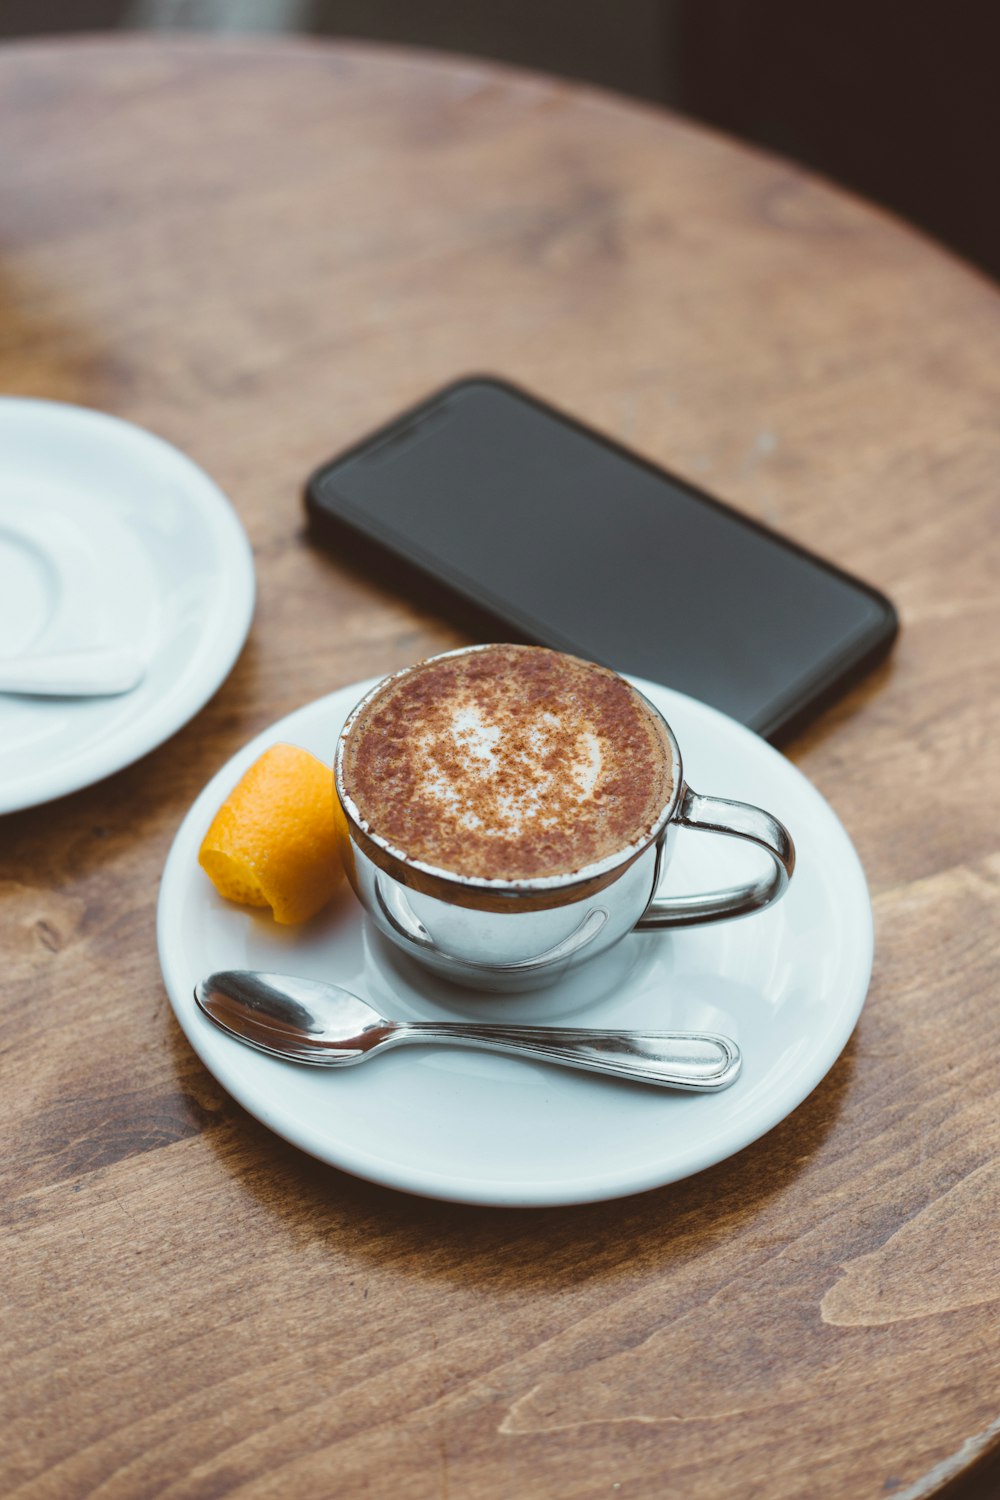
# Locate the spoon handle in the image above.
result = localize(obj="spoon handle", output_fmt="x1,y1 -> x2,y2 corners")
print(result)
394,1024 -> 741,1091
0,647 -> 145,696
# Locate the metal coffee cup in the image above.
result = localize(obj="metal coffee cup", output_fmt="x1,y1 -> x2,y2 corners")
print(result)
334,647 -> 795,991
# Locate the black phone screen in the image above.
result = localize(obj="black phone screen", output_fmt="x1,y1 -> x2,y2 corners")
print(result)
307,378 -> 897,740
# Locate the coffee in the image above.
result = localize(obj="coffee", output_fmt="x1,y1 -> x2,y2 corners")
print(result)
338,645 -> 674,882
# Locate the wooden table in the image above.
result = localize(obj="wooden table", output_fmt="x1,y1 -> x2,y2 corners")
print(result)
2,36 -> 998,1500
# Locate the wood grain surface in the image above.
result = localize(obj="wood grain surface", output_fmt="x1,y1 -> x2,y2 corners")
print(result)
1,36 -> 998,1500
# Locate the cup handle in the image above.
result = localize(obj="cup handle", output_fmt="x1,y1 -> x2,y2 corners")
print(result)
635,785 -> 795,930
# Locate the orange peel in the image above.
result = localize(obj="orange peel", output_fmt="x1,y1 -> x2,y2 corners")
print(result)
198,742 -> 345,924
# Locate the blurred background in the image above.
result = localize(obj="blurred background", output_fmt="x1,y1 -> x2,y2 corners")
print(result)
3,0 -> 1000,284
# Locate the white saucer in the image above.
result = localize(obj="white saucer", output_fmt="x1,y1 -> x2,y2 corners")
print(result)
0,399 -> 255,813
158,675 -> 872,1207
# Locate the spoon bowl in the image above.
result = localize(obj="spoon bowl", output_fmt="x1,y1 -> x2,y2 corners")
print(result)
194,969 -> 742,1091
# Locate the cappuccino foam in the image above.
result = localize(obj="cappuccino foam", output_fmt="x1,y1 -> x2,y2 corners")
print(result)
339,646 -> 674,881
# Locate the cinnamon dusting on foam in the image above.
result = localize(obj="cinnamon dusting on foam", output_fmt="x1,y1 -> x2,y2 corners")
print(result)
340,646 -> 673,881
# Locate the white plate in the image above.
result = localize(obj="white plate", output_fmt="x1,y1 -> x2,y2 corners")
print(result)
158,676 -> 872,1207
0,399 -> 254,813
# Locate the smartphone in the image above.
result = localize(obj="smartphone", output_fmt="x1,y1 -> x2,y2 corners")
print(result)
305,376 -> 898,742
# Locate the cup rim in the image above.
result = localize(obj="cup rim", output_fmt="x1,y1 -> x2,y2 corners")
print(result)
333,645 -> 684,906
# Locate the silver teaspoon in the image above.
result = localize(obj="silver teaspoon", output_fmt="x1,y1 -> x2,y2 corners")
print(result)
194,970 -> 742,1092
